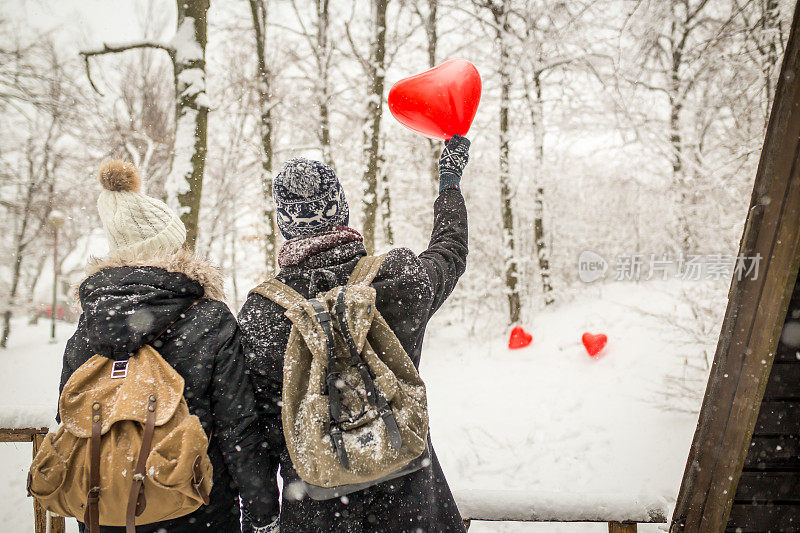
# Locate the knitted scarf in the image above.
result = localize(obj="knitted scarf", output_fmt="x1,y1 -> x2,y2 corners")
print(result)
278,226 -> 363,268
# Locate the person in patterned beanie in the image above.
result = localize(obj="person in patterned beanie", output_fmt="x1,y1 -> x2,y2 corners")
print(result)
240,134 -> 472,532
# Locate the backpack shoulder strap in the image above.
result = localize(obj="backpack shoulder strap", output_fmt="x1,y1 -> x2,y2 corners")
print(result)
250,278 -> 306,310
348,254 -> 387,286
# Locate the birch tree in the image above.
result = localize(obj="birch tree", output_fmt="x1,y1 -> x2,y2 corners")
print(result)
474,0 -> 522,324
249,0 -> 279,274
350,0 -> 390,254
411,0 -> 441,192
80,0 -> 210,249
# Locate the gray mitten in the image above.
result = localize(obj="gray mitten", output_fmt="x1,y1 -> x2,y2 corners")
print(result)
438,134 -> 471,193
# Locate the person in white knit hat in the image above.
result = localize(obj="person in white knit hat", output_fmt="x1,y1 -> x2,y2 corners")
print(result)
47,160 -> 280,532
96,160 -> 187,258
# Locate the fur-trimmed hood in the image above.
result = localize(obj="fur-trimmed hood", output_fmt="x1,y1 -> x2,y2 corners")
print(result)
76,249 -> 226,358
79,248 -> 225,302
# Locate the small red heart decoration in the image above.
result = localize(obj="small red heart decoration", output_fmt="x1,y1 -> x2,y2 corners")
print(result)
388,58 -> 482,140
508,326 -> 533,350
582,332 -> 608,357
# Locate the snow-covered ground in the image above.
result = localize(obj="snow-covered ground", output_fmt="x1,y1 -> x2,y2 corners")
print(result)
0,279 -> 715,532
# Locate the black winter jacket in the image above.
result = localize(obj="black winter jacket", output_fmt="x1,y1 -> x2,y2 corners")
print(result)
59,252 -> 279,533
238,188 -> 468,533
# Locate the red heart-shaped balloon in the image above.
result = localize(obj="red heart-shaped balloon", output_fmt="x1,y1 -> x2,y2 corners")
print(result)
388,58 -> 481,140
582,332 -> 608,357
508,326 -> 533,350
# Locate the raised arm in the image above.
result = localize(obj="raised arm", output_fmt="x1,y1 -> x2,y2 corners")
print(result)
418,135 -> 470,316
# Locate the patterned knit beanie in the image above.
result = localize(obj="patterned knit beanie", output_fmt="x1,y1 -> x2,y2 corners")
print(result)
273,157 -> 349,239
96,160 -> 187,259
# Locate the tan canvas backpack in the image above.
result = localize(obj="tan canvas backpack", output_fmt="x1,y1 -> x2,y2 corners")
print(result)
28,314 -> 213,533
251,255 -> 429,500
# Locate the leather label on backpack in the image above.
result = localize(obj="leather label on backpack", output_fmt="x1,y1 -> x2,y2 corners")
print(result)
110,360 -> 128,379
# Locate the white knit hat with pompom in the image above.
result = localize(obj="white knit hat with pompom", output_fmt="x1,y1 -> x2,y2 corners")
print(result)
96,160 -> 186,259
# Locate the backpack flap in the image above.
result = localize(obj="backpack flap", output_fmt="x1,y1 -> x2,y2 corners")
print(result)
59,346 -> 184,438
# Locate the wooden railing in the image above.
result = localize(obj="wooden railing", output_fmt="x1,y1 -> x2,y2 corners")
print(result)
454,489 -> 668,532
0,427 -> 66,533
5,436 -> 668,533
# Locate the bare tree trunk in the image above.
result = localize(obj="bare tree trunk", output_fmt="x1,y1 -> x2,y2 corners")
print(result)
761,0 -> 781,129
2,162 -> 48,348
315,0 -> 334,165
2,241 -> 26,349
668,4 -> 694,254
423,0 -> 440,194
230,217 -> 240,310
249,0 -> 278,276
169,0 -> 209,250
494,0 -> 521,324
360,0 -> 389,254
525,71 -> 554,306
379,144 -> 394,246
25,253 -> 48,307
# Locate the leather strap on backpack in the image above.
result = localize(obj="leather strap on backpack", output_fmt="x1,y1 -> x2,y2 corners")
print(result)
310,299 -> 350,470
347,254 -> 386,286
334,287 -> 403,451
85,402 -> 102,533
125,393 -> 158,533
251,279 -> 307,310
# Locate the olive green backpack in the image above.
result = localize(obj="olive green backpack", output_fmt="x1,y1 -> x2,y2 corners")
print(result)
250,255 -> 429,500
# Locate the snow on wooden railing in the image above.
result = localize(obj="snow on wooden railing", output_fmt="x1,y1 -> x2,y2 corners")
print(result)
454,489 -> 668,530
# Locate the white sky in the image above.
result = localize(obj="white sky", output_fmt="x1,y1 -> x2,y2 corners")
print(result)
2,0 -> 172,54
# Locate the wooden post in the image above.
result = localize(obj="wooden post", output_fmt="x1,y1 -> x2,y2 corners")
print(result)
50,513 -> 66,533
32,433 -> 46,533
609,521 -> 638,533
670,2 -> 800,531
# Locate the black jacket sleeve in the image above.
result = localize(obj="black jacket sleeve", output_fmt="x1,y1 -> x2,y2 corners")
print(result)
57,315 -> 90,423
209,308 -> 279,526
418,187 -> 469,317
238,295 -> 288,454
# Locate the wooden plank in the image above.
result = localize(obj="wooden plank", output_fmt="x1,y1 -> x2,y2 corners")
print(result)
745,435 -> 800,469
734,471 -> 800,502
762,362 -> 800,399
727,503 -> 800,531
0,427 -> 48,442
454,489 -> 667,523
670,2 -> 800,531
754,401 -> 800,434
609,522 -> 637,533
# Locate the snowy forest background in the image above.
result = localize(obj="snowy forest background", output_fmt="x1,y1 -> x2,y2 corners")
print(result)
0,1 -> 796,530
2,0 -> 793,338
1,0 -> 793,340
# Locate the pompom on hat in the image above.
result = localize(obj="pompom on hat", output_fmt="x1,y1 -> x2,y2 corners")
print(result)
96,160 -> 186,259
